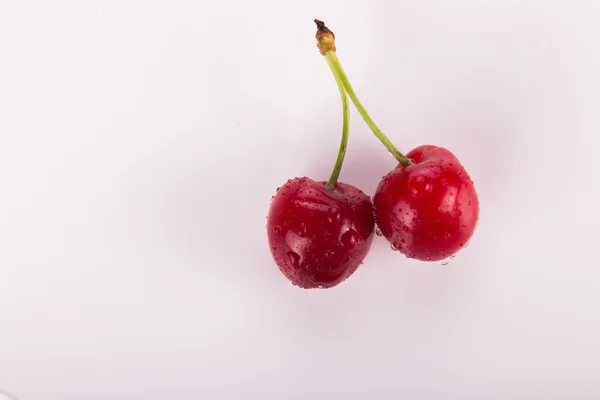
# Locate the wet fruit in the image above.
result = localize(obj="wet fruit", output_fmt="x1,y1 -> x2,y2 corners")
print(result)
267,177 -> 375,288
314,19 -> 480,262
373,145 -> 479,261
266,20 -> 375,289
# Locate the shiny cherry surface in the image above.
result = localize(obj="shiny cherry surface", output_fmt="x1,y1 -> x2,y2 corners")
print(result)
373,145 -> 479,262
267,177 -> 375,288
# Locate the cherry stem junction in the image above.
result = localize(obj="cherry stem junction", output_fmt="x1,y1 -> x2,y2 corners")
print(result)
326,55 -> 350,191
315,19 -> 412,168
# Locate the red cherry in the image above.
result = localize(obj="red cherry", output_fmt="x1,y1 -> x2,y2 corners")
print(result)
373,145 -> 480,262
313,20 -> 481,262
267,177 -> 375,288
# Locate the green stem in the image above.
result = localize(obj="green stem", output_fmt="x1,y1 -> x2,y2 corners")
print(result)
324,51 -> 412,167
325,55 -> 350,191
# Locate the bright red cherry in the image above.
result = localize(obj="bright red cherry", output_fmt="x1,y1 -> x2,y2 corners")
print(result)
373,145 -> 479,261
267,177 -> 375,288
314,20 -> 480,262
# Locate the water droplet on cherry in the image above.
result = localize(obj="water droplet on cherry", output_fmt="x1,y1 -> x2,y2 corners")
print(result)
440,255 -> 456,266
286,251 -> 301,267
298,222 -> 307,236
273,226 -> 281,234
341,229 -> 359,248
324,249 -> 336,258
375,228 -> 383,237
327,206 -> 341,222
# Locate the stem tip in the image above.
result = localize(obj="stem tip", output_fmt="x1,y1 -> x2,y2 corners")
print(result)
314,19 -> 336,55
314,19 -> 332,33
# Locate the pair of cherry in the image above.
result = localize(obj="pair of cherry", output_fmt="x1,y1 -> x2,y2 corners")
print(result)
266,20 -> 480,289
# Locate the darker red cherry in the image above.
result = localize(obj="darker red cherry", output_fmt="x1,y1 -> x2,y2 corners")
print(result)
267,177 -> 375,288
373,145 -> 479,262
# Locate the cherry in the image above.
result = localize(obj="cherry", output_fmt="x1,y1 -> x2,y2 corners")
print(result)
373,145 -> 479,261
266,22 -> 375,289
267,178 -> 375,288
314,19 -> 480,262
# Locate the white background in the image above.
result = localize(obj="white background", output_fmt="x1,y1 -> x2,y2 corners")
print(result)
1,0 -> 599,398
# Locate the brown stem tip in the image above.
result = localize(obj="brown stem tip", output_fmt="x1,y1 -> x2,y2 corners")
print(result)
314,19 -> 336,55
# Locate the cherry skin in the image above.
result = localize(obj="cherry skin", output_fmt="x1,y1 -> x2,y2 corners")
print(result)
267,177 -> 375,289
373,145 -> 479,262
